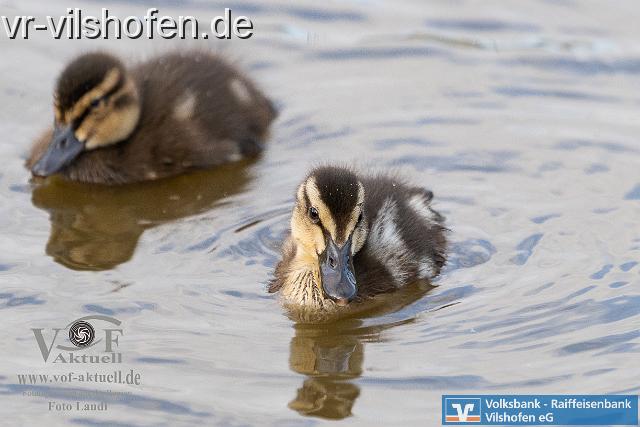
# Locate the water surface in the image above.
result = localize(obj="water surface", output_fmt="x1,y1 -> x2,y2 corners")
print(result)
1,0 -> 639,425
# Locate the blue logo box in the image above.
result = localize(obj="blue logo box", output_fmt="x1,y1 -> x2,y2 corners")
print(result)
442,395 -> 638,425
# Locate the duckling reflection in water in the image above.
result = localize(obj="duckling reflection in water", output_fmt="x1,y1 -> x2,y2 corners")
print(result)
288,323 -> 363,419
27,50 -> 276,184
31,162 -> 252,270
269,166 -> 447,321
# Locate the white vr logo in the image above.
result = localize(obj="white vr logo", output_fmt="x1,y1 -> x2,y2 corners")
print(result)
451,403 -> 474,421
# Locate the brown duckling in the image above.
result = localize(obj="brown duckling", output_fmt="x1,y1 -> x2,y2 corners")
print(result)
269,166 -> 447,318
27,51 -> 276,184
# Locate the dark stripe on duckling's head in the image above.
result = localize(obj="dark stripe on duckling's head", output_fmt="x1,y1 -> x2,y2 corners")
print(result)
71,73 -> 125,131
305,166 -> 364,244
55,52 -> 125,117
49,52 -> 141,153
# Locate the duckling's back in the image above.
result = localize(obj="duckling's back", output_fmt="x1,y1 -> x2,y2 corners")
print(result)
134,52 -> 276,158
115,52 -> 276,179
355,175 -> 447,296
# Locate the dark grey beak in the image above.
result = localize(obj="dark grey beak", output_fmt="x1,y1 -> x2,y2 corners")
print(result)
319,236 -> 357,306
32,125 -> 83,176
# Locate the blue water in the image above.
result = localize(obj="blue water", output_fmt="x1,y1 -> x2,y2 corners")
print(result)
0,0 -> 639,426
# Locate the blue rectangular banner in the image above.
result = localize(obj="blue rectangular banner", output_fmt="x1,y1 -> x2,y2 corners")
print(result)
442,395 -> 638,425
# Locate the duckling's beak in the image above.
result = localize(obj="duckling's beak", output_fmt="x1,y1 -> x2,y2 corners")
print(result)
32,125 -> 83,176
319,236 -> 357,306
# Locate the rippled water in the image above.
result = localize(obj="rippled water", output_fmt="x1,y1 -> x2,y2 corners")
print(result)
1,0 -> 639,425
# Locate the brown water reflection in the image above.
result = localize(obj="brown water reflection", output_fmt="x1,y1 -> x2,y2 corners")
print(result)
30,160 -> 254,270
288,322 -> 364,419
288,283 -> 434,419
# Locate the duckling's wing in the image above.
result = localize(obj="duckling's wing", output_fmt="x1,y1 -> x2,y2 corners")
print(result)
135,52 -> 276,162
359,178 -> 447,291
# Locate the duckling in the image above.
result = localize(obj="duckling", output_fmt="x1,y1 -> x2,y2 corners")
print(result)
27,51 -> 276,184
269,166 -> 447,317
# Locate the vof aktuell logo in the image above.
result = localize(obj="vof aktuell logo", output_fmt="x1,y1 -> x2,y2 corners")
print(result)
32,315 -> 123,363
442,395 -> 639,425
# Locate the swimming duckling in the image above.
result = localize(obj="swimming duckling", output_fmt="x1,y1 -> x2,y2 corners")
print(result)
27,51 -> 276,184
269,166 -> 447,317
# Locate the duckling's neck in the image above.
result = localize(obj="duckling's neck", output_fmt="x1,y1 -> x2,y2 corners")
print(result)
280,247 -> 333,310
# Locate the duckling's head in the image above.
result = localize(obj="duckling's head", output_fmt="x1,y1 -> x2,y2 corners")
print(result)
32,52 -> 141,176
279,166 -> 368,310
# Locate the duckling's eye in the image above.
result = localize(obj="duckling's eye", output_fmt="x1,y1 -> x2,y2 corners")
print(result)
90,98 -> 102,108
308,206 -> 320,224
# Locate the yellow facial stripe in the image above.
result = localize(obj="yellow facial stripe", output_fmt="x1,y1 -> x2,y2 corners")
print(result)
71,74 -> 140,149
74,117 -> 93,142
290,200 -> 326,257
344,182 -> 365,239
305,177 -> 338,240
74,80 -> 127,141
64,68 -> 121,124
53,93 -> 62,122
